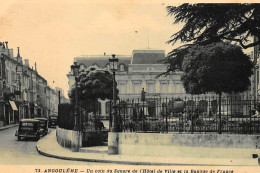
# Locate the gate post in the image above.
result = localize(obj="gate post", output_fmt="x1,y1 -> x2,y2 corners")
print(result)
108,132 -> 119,155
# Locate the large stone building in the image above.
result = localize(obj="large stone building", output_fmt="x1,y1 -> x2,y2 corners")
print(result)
68,49 -> 194,118
0,42 -> 67,127
68,49 -> 258,119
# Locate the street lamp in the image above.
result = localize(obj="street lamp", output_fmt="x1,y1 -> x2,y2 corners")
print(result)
109,54 -> 119,132
71,62 -> 80,132
141,88 -> 146,131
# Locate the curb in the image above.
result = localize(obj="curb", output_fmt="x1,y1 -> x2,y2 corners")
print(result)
36,134 -> 232,166
0,124 -> 18,131
36,144 -> 213,166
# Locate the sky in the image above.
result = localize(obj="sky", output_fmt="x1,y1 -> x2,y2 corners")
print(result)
0,0 -> 253,97
0,0 -> 183,97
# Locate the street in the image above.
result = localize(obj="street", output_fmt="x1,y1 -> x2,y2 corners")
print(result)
0,126 -> 109,165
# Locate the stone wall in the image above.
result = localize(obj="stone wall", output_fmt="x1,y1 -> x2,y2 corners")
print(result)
56,127 -> 82,149
111,132 -> 260,158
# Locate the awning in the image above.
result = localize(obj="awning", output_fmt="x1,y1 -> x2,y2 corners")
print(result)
9,101 -> 18,111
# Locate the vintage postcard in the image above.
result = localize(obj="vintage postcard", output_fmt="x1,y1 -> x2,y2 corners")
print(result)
0,0 -> 260,173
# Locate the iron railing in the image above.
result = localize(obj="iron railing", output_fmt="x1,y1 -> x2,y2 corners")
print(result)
113,95 -> 260,134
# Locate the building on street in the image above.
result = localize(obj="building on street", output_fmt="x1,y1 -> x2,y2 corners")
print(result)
0,41 -> 66,127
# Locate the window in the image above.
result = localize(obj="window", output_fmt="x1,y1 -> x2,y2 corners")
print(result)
182,86 -> 186,93
11,71 -> 15,83
172,84 -> 176,93
133,81 -> 141,94
21,122 -> 34,127
160,81 -> 169,93
118,82 -> 126,94
106,101 -> 112,114
5,69 -> 9,83
0,81 -> 2,97
175,83 -> 185,93
146,82 -> 155,93
22,76 -> 25,87
119,64 -> 125,71
0,62 -> 2,77
79,64 -> 85,71
257,70 -> 259,84
176,83 -> 181,93
23,91 -> 27,101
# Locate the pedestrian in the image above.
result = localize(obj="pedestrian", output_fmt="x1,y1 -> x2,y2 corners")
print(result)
99,121 -> 105,129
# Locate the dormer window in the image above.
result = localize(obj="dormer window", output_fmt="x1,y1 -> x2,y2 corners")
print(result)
79,64 -> 85,71
92,63 -> 98,67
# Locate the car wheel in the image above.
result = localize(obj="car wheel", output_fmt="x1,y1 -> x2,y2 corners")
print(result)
18,136 -> 21,141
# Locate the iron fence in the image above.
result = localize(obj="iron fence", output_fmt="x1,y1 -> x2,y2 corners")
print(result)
114,95 -> 260,134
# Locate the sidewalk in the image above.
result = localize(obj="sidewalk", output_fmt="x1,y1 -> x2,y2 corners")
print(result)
37,130 -> 260,166
0,124 -> 18,131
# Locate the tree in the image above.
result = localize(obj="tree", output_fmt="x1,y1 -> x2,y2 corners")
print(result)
69,66 -> 119,128
181,42 -> 253,133
167,4 -> 260,49
181,42 -> 253,95
163,3 -> 260,74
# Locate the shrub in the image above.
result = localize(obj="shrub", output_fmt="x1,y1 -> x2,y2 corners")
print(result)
58,103 -> 74,130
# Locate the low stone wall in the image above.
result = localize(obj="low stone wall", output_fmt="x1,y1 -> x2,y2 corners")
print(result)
56,127 -> 82,149
110,132 -> 260,158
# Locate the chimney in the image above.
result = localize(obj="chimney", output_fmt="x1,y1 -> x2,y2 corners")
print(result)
2,42 -> 5,49
5,42 -> 8,49
35,62 -> 37,72
24,59 -> 30,67
17,47 -> 20,57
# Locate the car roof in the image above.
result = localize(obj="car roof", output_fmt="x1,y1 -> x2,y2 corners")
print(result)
34,117 -> 48,121
20,119 -> 40,123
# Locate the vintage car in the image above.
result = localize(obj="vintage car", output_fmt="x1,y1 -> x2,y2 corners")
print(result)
15,119 -> 42,140
34,117 -> 48,136
48,115 -> 58,128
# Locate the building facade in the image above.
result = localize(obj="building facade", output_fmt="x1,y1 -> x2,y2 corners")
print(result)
68,49 -> 258,119
67,50 -> 200,118
0,42 -> 66,127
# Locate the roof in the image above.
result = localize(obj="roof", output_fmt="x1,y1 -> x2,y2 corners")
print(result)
131,50 -> 165,64
73,50 -> 166,71
75,55 -> 131,68
34,118 -> 48,121
20,119 -> 40,123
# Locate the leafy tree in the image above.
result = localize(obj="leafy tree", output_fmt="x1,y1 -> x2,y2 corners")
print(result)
70,66 -> 119,102
167,3 -> 260,48
181,42 -> 253,95
69,66 -> 119,128
181,42 -> 253,133
163,3 -> 260,73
